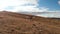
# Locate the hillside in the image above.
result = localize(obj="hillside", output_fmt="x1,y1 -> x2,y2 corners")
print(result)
0,11 -> 59,34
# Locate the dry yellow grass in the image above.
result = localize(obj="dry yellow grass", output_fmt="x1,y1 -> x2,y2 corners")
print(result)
0,11 -> 59,34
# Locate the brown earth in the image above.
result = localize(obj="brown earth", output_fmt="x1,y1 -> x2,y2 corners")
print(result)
0,11 -> 59,34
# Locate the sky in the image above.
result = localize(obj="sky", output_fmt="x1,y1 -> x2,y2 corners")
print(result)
39,0 -> 60,11
0,0 -> 60,12
0,0 -> 60,17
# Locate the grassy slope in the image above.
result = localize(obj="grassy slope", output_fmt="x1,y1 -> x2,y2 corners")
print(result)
0,11 -> 59,34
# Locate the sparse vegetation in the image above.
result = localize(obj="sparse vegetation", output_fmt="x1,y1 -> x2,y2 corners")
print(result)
0,11 -> 59,34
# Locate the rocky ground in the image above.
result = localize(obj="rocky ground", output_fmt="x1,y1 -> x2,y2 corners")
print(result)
0,11 -> 59,34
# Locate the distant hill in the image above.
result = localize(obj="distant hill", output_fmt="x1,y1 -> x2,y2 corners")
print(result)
0,11 -> 60,34
18,12 -> 60,18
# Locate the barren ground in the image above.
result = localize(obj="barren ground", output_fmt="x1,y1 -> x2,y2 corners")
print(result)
0,11 -> 59,34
